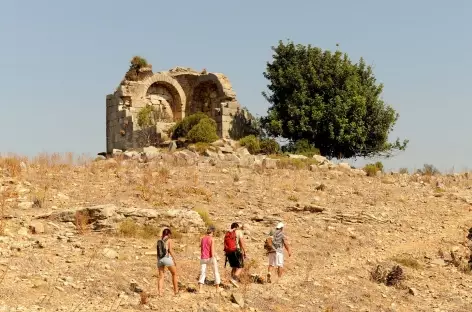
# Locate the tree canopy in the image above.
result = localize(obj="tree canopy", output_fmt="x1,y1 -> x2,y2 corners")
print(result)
261,40 -> 408,159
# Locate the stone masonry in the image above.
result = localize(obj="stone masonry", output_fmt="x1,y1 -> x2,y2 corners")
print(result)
106,66 -> 243,153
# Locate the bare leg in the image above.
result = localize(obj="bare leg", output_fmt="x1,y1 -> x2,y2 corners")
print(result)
267,265 -> 274,283
277,266 -> 284,278
233,268 -> 243,280
157,267 -> 165,296
167,265 -> 178,295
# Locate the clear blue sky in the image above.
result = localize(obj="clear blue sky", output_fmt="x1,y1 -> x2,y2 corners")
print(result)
1,0 -> 471,171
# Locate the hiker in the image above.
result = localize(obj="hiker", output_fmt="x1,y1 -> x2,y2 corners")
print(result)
224,222 -> 246,287
266,222 -> 291,283
198,225 -> 221,293
157,228 -> 179,296
467,227 -> 472,270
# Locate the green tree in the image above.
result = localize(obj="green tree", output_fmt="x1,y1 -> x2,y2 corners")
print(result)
261,40 -> 408,158
187,118 -> 219,143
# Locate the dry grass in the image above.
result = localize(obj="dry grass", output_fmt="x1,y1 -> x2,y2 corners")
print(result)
118,218 -> 161,239
193,206 -> 213,227
271,156 -> 318,170
391,254 -> 421,269
0,156 -> 23,177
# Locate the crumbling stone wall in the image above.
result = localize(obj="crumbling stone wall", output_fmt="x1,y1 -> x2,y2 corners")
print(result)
106,66 -> 243,153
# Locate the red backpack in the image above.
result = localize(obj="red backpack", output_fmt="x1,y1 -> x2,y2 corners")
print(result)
223,230 -> 237,253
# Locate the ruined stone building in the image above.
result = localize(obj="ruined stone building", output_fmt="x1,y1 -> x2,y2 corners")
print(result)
106,66 -> 246,153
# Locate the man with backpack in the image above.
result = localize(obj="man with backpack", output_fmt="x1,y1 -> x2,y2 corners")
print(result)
224,222 -> 246,287
265,222 -> 291,283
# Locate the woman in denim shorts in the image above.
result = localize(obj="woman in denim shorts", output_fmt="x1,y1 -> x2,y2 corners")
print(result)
157,228 -> 178,296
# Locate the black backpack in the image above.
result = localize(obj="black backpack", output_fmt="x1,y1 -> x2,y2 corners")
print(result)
157,238 -> 168,259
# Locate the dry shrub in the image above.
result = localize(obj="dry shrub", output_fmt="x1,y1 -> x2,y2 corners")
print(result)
118,219 -> 139,237
118,219 -> 162,239
417,164 -> 440,176
232,173 -> 240,182
370,264 -> 388,284
287,194 -> 299,202
371,264 -> 405,287
141,224 -> 160,239
386,265 -> 404,286
0,156 -> 23,177
156,167 -> 170,182
450,251 -> 472,274
399,167 -> 409,174
32,186 -> 49,208
273,157 -> 318,170
182,186 -> 212,201
139,292 -> 149,305
239,258 -> 258,299
136,171 -> 153,202
363,164 -> 379,177
194,142 -> 211,154
75,211 -> 90,235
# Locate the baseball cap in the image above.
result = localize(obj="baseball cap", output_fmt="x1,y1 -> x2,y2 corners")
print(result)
276,222 -> 284,229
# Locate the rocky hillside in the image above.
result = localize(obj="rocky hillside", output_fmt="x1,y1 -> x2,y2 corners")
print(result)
1,147 -> 472,312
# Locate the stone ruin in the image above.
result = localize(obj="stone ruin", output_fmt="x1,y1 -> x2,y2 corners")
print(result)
106,65 -> 246,153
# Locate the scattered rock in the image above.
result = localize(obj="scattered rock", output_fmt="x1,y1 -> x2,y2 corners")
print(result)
29,221 -> 45,234
231,292 -> 245,308
17,227 -> 29,236
303,204 -> 326,213
235,147 -> 250,157
338,162 -> 352,170
112,149 -> 123,156
124,150 -> 139,159
219,146 -> 234,154
168,141 -> 177,152
430,259 -> 447,266
408,287 -> 418,296
144,146 -> 160,159
102,248 -> 118,259
18,202 -> 33,209
313,155 -> 328,164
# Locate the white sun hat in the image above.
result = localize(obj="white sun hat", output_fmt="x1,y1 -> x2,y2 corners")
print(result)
276,222 -> 284,229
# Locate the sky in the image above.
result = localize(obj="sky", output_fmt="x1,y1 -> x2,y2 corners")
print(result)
1,0 -> 471,171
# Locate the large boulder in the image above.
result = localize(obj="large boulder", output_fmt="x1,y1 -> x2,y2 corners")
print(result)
313,155 -> 329,165
262,158 -> 278,169
123,150 -> 139,159
224,153 -> 240,163
235,147 -> 250,157
239,155 -> 256,168
143,146 -> 160,160
39,205 -> 205,234
38,204 -> 118,223
204,149 -> 219,159
174,150 -> 199,165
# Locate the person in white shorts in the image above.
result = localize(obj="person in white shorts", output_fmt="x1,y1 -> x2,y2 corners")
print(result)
267,222 -> 292,283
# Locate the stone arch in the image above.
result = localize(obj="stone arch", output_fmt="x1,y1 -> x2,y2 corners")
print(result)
141,74 -> 187,121
194,73 -> 236,100
189,73 -> 236,117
